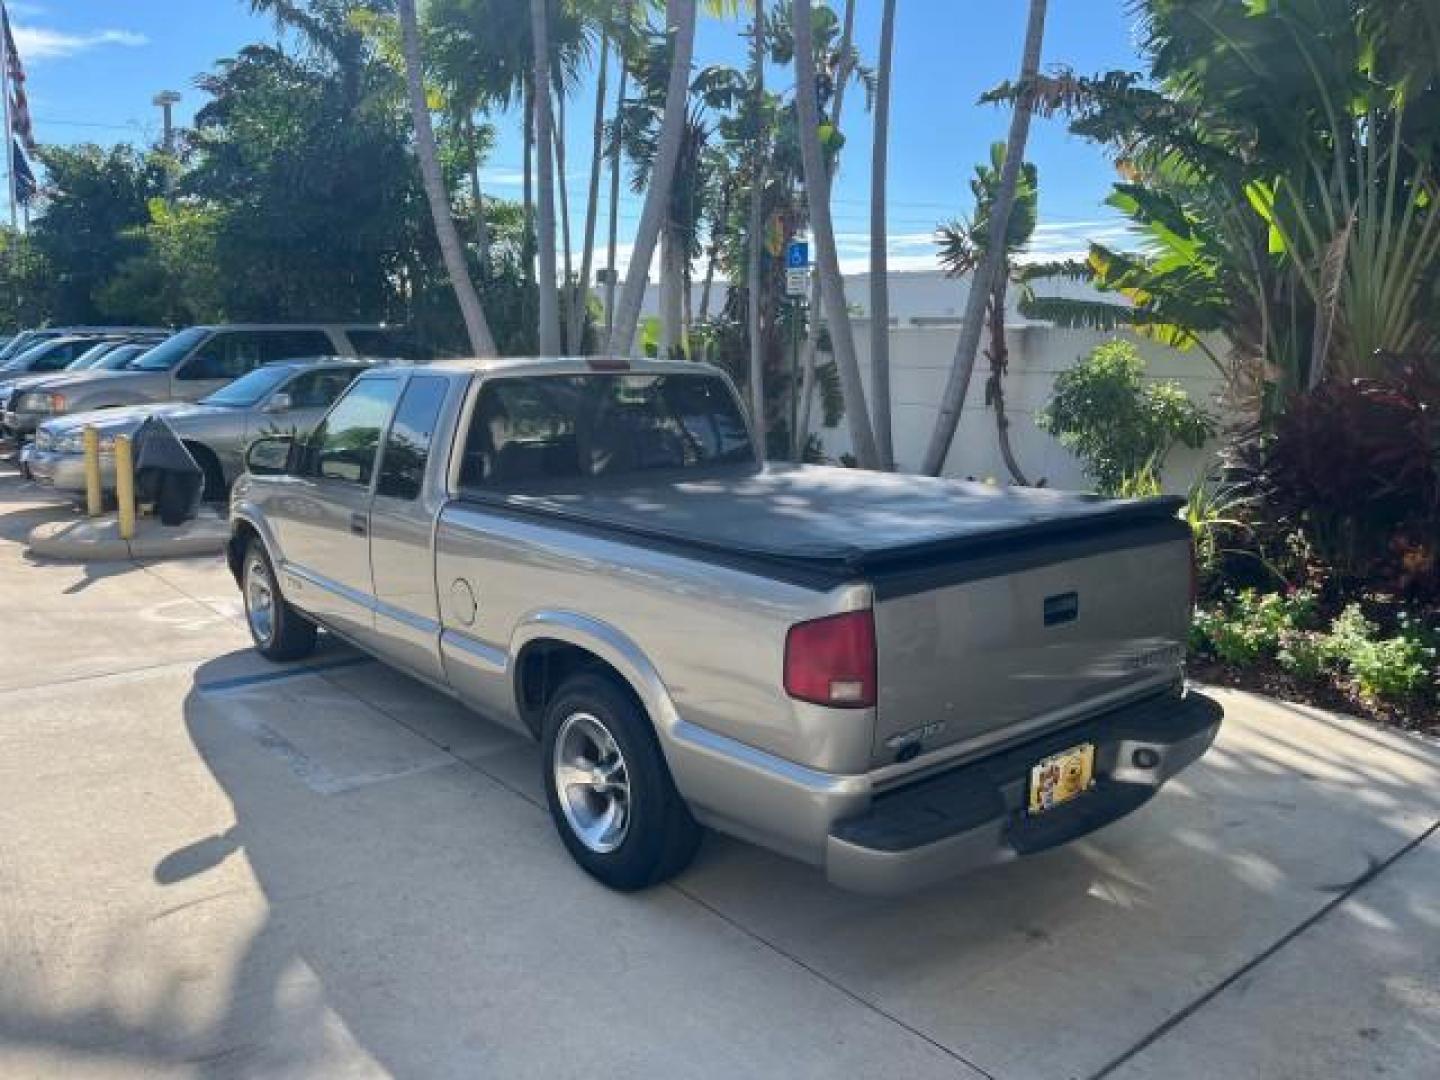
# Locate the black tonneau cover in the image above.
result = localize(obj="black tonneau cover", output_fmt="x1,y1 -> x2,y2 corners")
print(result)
455,463 -> 1188,593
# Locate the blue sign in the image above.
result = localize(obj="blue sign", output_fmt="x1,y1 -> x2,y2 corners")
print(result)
786,240 -> 810,269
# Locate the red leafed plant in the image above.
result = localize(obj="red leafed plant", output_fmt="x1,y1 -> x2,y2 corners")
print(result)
1246,364 -> 1439,600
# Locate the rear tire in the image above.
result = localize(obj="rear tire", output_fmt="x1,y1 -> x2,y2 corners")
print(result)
541,673 -> 701,890
242,538 -> 317,662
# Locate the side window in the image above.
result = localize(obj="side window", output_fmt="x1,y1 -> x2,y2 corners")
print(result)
178,332 -> 263,381
263,330 -> 334,363
35,345 -> 78,371
346,328 -> 436,361
284,368 -> 360,409
307,378 -> 402,486
377,378 -> 448,500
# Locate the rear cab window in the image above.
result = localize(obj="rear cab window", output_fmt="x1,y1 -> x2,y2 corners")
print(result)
459,372 -> 753,490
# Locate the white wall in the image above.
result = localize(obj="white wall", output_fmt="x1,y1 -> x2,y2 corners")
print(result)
812,323 -> 1230,494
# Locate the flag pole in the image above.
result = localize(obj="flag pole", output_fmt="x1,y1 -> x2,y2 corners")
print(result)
0,3 -> 17,233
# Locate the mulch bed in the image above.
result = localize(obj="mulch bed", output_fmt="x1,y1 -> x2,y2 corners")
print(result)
1188,655 -> 1439,736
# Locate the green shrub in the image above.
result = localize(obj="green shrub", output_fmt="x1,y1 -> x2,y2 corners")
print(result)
1276,630 -> 1329,682
1190,588 -> 1317,665
1325,605 -> 1436,702
1038,339 -> 1215,495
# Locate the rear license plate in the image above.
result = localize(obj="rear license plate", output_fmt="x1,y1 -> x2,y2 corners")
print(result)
1028,742 -> 1095,815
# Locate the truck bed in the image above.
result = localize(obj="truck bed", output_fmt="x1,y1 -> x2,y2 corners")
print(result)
461,463 -> 1186,590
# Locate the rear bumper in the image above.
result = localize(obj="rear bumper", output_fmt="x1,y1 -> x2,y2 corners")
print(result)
824,689 -> 1221,894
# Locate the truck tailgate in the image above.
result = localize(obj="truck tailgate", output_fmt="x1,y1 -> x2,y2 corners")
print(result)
869,518 -> 1191,770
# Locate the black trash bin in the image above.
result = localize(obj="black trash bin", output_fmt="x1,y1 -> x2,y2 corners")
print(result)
132,416 -> 204,526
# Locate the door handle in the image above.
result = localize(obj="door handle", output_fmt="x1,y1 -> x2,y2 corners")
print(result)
350,512 -> 367,536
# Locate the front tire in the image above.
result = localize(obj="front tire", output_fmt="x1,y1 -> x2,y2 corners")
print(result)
242,538 -> 317,662
541,673 -> 701,891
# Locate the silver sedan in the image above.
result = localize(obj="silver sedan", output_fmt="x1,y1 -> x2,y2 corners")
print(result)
26,359 -> 391,499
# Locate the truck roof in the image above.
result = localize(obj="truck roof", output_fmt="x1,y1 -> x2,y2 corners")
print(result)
423,355 -> 719,380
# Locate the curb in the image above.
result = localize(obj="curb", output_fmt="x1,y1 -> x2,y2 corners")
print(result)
27,511 -> 229,561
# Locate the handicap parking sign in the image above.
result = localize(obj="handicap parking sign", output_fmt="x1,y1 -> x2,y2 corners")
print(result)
786,240 -> 810,269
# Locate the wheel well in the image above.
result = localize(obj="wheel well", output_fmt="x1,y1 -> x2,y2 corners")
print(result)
514,640 -> 643,738
228,519 -> 260,584
182,440 -> 227,501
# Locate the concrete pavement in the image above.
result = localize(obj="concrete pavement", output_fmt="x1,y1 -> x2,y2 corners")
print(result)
0,465 -> 1436,1078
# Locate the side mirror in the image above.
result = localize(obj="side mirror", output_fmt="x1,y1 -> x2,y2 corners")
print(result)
262,392 -> 292,414
245,435 -> 294,476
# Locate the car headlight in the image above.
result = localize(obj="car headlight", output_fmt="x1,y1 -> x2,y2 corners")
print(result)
53,432 -> 115,455
18,391 -> 65,414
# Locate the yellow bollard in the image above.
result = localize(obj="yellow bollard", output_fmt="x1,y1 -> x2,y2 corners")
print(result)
114,434 -> 136,541
82,426 -> 103,518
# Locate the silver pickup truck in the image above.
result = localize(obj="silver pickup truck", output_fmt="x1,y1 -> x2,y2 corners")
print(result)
229,357 -> 1220,894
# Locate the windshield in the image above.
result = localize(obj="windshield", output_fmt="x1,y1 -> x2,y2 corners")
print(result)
67,342 -> 120,370
0,331 -> 46,364
127,327 -> 209,371
199,364 -> 294,407
1,341 -> 56,372
100,344 -> 149,370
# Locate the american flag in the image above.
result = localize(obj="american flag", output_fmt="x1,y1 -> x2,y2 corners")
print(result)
2,5 -> 35,151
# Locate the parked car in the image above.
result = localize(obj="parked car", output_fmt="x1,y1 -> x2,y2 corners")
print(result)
27,358 -> 389,500
4,323 -> 407,442
1,333 -> 168,408
0,326 -> 166,366
0,334 -> 163,449
228,357 -> 1221,895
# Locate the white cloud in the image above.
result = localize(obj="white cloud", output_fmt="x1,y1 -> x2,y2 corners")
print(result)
12,25 -> 148,63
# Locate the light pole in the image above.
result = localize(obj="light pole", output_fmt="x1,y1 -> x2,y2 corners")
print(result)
153,91 -> 181,198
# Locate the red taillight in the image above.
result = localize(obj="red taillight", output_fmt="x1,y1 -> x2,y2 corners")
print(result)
784,610 -> 876,708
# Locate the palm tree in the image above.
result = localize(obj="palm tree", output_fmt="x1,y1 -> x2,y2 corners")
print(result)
572,14 -> 611,351
606,0 -> 698,357
531,0 -> 562,355
936,143 -> 1072,485
746,0 -> 767,451
791,0 -> 878,468
920,0 -> 1046,476
397,0 -> 497,356
790,0 -> 866,460
869,0 -> 896,469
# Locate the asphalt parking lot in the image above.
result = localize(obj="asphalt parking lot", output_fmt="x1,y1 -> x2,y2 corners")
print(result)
1,463 -> 1437,1079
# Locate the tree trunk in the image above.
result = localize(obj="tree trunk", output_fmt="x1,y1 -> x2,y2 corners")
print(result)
920,0 -> 1046,475
553,87 -> 575,349
523,75 -> 535,285
397,0 -> 497,356
987,276 -> 1029,484
465,113 -> 492,281
574,35 -> 609,352
606,0 -> 697,357
747,0 -> 768,456
869,0 -> 896,469
530,0 -> 562,355
698,184 -> 726,322
659,229 -> 680,356
793,0 -> 856,460
604,5 -> 632,339
792,0 -> 878,468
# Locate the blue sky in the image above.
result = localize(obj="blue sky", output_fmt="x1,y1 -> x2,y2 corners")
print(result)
18,0 -> 1144,273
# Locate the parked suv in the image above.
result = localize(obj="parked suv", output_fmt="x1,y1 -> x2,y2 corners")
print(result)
5,324 -> 405,441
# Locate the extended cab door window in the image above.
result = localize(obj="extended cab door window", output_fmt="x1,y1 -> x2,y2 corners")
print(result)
306,378 -> 402,486
376,377 -> 448,500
